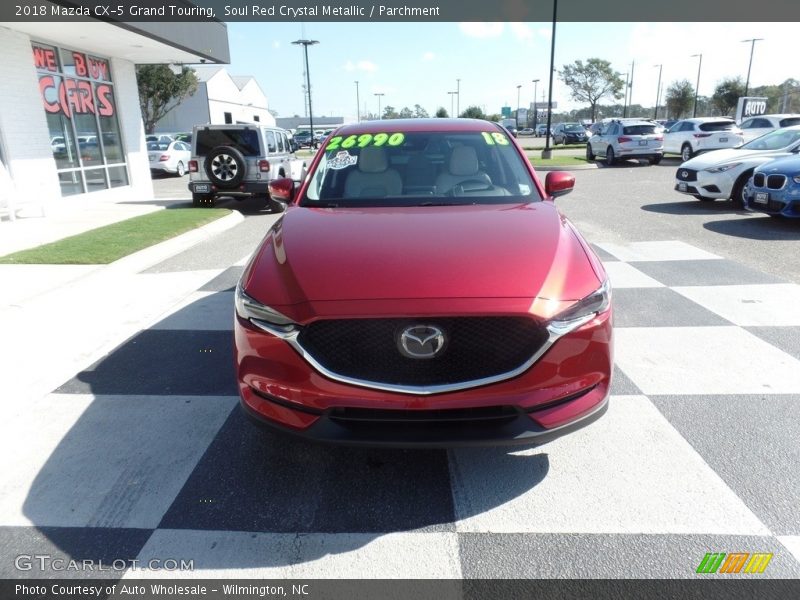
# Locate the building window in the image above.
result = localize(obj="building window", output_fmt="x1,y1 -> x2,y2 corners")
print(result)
224,112 -> 233,124
33,42 -> 128,196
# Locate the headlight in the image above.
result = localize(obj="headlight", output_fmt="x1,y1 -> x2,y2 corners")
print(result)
705,162 -> 742,173
235,284 -> 297,333
549,279 -> 611,336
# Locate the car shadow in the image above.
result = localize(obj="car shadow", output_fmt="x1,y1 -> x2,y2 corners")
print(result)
19,293 -> 552,576
640,199 -> 750,216
703,215 -> 800,240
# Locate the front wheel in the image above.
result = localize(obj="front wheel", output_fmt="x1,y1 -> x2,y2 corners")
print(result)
649,156 -> 662,165
605,147 -> 616,166
586,143 -> 595,161
730,170 -> 754,208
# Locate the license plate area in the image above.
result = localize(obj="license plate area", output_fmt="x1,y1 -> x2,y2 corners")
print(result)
719,137 -> 728,143
754,192 -> 769,204
194,183 -> 210,193
678,182 -> 687,192
639,140 -> 647,146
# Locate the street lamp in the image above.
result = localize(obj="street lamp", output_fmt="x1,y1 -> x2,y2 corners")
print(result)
516,84 -> 522,128
653,63 -> 663,120
622,71 -> 629,117
448,91 -> 457,117
691,54 -> 702,117
531,79 -> 540,130
742,38 -> 763,96
355,80 -> 360,122
292,39 -> 319,148
541,0 -> 558,159
374,92 -> 384,119
456,78 -> 461,117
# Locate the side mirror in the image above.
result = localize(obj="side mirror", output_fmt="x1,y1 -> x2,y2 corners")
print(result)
268,177 -> 295,202
544,171 -> 575,199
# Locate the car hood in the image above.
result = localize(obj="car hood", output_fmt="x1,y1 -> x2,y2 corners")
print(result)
683,147 -> 792,169
753,154 -> 800,174
243,203 -> 601,311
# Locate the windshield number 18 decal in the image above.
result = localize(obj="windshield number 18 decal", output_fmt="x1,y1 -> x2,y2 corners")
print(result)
326,132 -> 405,151
482,132 -> 510,146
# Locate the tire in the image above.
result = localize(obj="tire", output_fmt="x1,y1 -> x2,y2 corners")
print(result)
681,144 -> 694,162
649,156 -> 662,165
204,146 -> 246,189
192,193 -> 215,208
175,161 -> 185,177
730,170 -> 754,208
605,146 -> 616,166
586,143 -> 595,161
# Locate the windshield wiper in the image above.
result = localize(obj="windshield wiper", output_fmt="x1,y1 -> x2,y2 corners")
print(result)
417,201 -> 472,206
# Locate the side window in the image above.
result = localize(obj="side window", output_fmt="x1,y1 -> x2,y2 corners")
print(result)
282,133 -> 290,152
276,133 -> 285,153
752,118 -> 771,128
682,122 -> 694,132
740,119 -> 755,129
266,131 -> 277,154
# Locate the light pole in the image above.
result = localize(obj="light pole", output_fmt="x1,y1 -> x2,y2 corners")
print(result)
622,71 -> 629,117
374,92 -> 384,119
691,53 -> 702,117
541,0 -> 557,159
653,64 -> 663,120
531,79 -> 539,130
292,39 -> 319,148
355,80 -> 360,122
456,78 -> 461,117
742,38 -> 763,96
629,60 -> 635,116
448,91 -> 457,117
516,84 -> 522,129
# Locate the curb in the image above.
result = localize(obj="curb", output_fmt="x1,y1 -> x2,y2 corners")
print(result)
534,163 -> 599,171
106,209 -> 245,275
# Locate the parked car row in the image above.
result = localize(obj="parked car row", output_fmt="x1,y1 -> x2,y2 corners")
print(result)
673,124 -> 800,217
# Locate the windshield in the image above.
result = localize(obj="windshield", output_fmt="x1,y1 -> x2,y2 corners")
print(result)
698,121 -> 737,132
740,128 -> 800,151
195,129 -> 260,156
564,124 -> 585,132
623,124 -> 658,135
301,130 -> 539,207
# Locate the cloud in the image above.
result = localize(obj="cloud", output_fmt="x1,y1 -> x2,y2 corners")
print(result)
459,22 -> 504,38
343,60 -> 378,73
422,51 -> 435,61
272,40 -> 280,49
509,23 -> 533,41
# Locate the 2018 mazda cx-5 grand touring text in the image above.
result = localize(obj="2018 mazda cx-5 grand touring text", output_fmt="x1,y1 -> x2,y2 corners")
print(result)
235,119 -> 613,447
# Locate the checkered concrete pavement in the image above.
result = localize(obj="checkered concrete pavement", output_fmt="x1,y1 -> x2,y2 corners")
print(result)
2,239 -> 800,580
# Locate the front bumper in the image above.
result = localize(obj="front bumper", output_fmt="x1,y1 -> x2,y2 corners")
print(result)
745,186 -> 800,218
674,169 -> 734,199
235,309 -> 613,447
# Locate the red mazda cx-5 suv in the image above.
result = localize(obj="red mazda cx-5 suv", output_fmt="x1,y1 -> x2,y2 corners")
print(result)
234,119 -> 613,446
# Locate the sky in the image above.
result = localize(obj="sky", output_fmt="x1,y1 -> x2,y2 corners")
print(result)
224,21 -> 796,120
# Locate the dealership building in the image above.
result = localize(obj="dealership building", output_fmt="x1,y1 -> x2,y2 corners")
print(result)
0,13 -> 229,213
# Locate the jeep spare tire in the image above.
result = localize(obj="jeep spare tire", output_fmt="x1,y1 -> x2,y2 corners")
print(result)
204,146 -> 246,189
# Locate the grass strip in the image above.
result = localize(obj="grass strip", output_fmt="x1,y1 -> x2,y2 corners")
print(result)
0,207 -> 230,265
528,155 -> 592,167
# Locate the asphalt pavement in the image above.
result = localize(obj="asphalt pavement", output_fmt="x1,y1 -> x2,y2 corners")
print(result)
1,166 -> 799,582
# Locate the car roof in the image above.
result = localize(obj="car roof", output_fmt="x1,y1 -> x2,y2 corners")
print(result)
333,118 -> 503,136
683,117 -> 734,123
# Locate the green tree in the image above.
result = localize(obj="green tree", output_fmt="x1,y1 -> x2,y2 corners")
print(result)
711,77 -> 746,116
398,107 -> 414,118
136,65 -> 198,134
460,105 -> 486,119
559,58 -> 624,122
665,79 -> 695,119
435,107 -> 448,118
413,104 -> 430,118
382,105 -> 399,119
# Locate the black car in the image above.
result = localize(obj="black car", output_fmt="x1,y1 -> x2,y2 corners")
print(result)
293,131 -> 314,148
552,123 -> 589,145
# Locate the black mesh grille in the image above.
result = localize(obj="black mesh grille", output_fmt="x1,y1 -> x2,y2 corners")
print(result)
767,174 -> 787,189
753,173 -> 766,187
328,405 -> 519,424
297,317 -> 549,387
676,168 -> 697,182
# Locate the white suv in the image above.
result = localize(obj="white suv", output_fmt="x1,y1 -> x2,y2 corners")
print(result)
586,119 -> 664,165
188,124 -> 304,208
738,114 -> 800,143
663,118 -> 744,162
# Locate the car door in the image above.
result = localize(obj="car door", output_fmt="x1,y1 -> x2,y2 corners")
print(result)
740,117 -> 772,143
664,121 -> 683,153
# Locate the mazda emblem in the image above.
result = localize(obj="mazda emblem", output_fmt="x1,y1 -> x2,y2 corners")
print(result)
397,325 -> 446,359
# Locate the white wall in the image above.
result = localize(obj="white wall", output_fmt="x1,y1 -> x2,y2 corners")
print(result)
0,27 -> 61,203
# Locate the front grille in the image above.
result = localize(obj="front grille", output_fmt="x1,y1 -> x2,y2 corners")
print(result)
676,168 -> 697,182
297,317 -> 549,387
753,173 -> 765,187
767,174 -> 787,189
328,405 -> 519,424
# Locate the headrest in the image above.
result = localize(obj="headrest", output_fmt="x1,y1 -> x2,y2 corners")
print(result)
358,146 -> 389,173
448,145 -> 479,176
